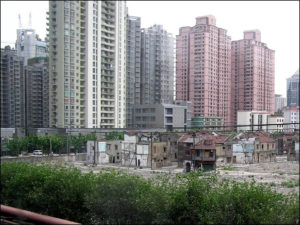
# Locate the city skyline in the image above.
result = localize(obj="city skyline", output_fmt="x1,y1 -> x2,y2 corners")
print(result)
1,1 -> 299,97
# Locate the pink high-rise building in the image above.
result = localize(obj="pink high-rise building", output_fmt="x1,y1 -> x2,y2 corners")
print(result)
231,30 -> 275,125
176,15 -> 232,126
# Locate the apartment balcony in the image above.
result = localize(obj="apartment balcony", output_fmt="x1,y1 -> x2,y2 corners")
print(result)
102,21 -> 115,28
102,28 -> 115,36
103,41 -> 115,48
101,78 -> 114,84
101,53 -> 114,59
102,9 -> 114,17
80,8 -> 85,15
101,121 -> 115,127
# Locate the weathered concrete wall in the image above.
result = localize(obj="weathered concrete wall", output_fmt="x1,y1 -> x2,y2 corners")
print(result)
233,152 -> 253,164
1,153 -> 87,163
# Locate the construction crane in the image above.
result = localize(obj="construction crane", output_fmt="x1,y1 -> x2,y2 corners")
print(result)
29,12 -> 32,28
18,14 -> 22,28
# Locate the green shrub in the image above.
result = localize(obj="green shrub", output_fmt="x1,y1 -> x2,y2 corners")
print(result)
1,162 -> 94,223
1,162 -> 299,225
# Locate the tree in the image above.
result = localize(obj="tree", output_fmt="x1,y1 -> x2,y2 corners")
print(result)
105,131 -> 124,140
25,133 -> 40,152
85,133 -> 97,141
6,137 -> 22,156
50,135 -> 66,154
71,134 -> 86,154
39,136 -> 50,154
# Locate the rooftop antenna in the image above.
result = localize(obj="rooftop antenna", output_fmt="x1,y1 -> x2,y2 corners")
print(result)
18,14 -> 22,28
29,12 -> 32,28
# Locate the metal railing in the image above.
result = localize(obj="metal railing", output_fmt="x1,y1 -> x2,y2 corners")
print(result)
1,205 -> 79,224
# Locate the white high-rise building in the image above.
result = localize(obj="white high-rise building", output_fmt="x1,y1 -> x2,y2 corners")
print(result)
274,94 -> 287,113
15,28 -> 48,65
48,1 -> 126,128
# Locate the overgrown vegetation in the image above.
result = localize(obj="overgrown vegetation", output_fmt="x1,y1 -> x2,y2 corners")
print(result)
1,133 -> 96,156
221,166 -> 234,171
1,162 -> 299,224
281,180 -> 299,188
105,131 -> 124,140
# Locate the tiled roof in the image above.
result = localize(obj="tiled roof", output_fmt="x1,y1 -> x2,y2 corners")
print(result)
193,134 -> 229,149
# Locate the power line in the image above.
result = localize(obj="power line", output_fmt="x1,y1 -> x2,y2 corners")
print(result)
59,122 -> 300,134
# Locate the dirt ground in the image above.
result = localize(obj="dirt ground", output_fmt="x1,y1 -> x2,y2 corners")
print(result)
69,155 -> 299,195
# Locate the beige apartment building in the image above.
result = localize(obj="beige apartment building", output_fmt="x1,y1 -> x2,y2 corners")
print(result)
48,1 -> 126,128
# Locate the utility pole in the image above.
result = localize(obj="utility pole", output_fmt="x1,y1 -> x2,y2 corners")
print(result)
93,130 -> 97,166
150,132 -> 153,170
50,135 -> 52,155
66,131 -> 69,155
192,132 -> 196,171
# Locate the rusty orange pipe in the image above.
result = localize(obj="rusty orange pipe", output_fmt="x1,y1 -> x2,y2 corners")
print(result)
1,205 -> 79,224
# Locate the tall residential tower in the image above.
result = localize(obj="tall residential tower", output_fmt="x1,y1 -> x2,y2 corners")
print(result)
126,16 -> 141,128
1,46 -> 25,128
231,30 -> 275,125
176,15 -> 232,126
141,24 -> 174,105
48,1 -> 126,128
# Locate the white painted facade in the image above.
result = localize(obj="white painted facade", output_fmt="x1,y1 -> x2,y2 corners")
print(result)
136,144 -> 149,167
114,1 -> 127,128
49,1 -> 126,128
267,116 -> 284,132
237,111 -> 269,131
16,28 -> 48,65
232,152 -> 253,164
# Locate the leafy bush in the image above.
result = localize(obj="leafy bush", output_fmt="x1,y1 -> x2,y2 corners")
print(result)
1,162 -> 94,223
1,162 -> 299,224
222,166 -> 234,171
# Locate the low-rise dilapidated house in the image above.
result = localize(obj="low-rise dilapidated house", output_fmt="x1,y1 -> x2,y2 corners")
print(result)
86,141 -> 109,164
232,138 -> 255,164
252,132 -> 276,163
106,140 -> 122,163
150,141 -> 171,169
190,136 -> 217,171
177,133 -> 201,168
159,133 -> 180,163
225,131 -> 276,164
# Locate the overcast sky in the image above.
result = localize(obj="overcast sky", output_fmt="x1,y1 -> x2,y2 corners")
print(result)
1,1 -> 299,97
